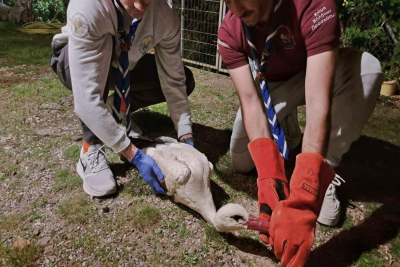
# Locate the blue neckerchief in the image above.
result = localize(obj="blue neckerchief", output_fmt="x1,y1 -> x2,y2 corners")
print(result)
242,0 -> 289,160
112,0 -> 141,134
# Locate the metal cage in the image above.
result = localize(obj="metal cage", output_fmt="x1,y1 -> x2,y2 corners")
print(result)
175,0 -> 228,73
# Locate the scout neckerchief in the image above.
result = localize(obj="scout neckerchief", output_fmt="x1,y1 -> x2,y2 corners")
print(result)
242,0 -> 288,159
112,0 -> 141,135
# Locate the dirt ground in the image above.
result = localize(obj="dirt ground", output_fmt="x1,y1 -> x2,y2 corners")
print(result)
1,30 -> 400,267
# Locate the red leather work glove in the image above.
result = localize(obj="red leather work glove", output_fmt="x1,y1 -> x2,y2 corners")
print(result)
248,138 -> 289,244
269,153 -> 335,267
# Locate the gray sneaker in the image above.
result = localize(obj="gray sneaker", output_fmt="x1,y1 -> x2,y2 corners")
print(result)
317,174 -> 345,226
76,144 -> 117,197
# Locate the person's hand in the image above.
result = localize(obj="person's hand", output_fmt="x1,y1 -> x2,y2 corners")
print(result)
179,134 -> 195,147
248,138 -> 289,244
130,149 -> 166,195
269,153 -> 334,267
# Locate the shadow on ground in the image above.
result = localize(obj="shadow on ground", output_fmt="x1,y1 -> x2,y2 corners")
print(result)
118,111 -> 400,265
306,136 -> 400,266
133,109 -> 232,165
206,129 -> 400,266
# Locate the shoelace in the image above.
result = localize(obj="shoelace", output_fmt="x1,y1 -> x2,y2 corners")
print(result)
87,145 -> 110,174
325,174 -> 346,201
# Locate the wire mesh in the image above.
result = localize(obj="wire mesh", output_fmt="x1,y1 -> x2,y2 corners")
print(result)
341,25 -> 397,68
175,0 -> 227,72
176,1 -> 397,74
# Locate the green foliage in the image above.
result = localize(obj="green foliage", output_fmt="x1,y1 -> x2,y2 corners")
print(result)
336,0 -> 400,80
4,0 -> 69,23
33,0 -> 68,22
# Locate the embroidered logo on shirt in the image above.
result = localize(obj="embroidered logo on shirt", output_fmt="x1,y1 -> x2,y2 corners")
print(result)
139,35 -> 154,54
276,25 -> 296,49
311,7 -> 336,31
71,13 -> 90,38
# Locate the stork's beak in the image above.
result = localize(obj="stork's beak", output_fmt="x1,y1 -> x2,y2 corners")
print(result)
246,214 -> 270,234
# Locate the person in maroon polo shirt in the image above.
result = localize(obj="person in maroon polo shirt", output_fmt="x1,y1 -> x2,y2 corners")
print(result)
218,0 -> 383,266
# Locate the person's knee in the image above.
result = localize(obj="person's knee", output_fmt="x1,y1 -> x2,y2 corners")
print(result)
361,52 -> 383,75
184,66 -> 195,96
230,136 -> 254,173
361,52 -> 384,96
230,150 -> 255,173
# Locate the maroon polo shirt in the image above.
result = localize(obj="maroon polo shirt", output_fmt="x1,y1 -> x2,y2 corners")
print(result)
218,0 -> 341,81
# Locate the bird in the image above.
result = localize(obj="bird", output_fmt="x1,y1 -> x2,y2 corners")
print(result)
140,136 -> 270,234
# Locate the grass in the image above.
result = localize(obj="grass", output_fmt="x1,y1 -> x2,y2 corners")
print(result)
118,203 -> 161,229
319,225 -> 335,233
63,144 -> 81,160
342,217 -> 355,231
57,195 -> 94,224
0,242 -> 43,267
0,21 -> 19,32
179,248 -> 199,266
9,76 -> 70,104
0,214 -> 25,232
0,27 -> 400,266
148,102 -> 169,115
31,197 -> 48,208
72,233 -> 99,254
54,168 -> 82,192
203,223 -> 226,244
392,235 -> 400,261
0,22 -> 53,67
28,210 -> 42,222
365,202 -> 382,217
357,249 -> 386,267
119,172 -> 150,196
363,101 -> 400,146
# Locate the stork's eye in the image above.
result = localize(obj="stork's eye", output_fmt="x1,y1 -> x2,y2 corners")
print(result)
231,215 -> 244,222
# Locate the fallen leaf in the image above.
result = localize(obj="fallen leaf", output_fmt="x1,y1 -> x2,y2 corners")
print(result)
12,238 -> 30,250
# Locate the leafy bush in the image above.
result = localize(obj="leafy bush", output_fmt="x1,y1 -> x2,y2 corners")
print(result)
336,0 -> 400,80
4,0 -> 69,23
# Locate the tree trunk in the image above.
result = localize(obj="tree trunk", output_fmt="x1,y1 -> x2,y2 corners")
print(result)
0,2 -> 11,21
7,6 -> 29,23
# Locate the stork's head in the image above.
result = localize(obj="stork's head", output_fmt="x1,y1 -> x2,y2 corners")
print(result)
214,204 -> 250,232
214,203 -> 270,234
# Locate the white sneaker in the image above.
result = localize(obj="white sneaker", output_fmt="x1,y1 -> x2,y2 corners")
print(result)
76,144 -> 117,197
317,174 -> 345,226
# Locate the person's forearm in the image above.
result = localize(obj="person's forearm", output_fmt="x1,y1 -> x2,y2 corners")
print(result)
229,65 -> 272,141
302,107 -> 330,156
302,49 -> 337,157
241,95 -> 271,141
179,133 -> 193,141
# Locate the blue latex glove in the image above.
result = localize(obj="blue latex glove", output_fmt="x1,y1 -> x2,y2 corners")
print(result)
180,137 -> 195,147
130,149 -> 166,195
